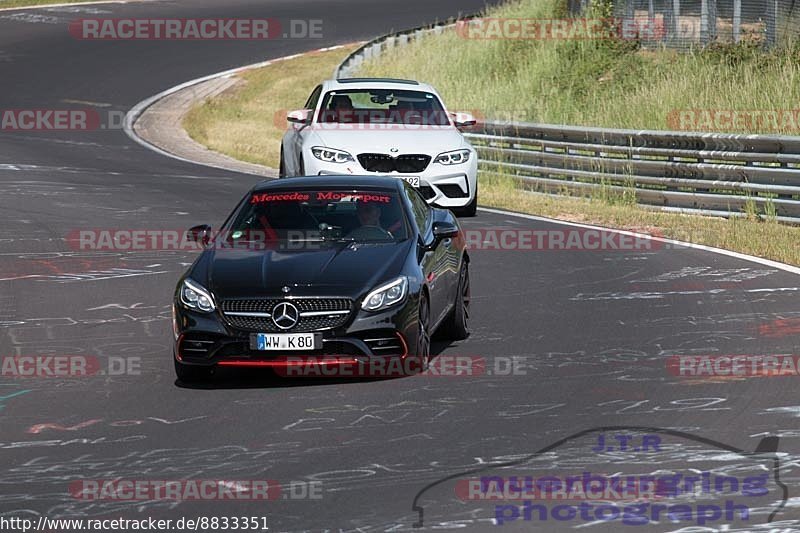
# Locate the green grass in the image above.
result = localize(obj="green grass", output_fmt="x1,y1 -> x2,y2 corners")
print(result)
359,0 -> 800,134
184,45 -> 360,168
182,7 -> 800,267
481,173 -> 800,266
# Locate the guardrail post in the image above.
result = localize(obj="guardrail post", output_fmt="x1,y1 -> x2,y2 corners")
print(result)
701,0 -> 708,43
624,0 -> 635,20
766,0 -> 778,47
667,0 -> 681,43
619,0 -> 634,40
709,0 -> 717,40
733,0 -> 741,43
700,0 -> 717,44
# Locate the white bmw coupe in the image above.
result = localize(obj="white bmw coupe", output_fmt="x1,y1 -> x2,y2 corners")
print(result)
280,78 -> 479,216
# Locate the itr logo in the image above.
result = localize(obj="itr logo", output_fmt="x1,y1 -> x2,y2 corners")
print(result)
590,433 -> 661,453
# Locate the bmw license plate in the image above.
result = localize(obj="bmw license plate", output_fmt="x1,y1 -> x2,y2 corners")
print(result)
396,176 -> 420,187
251,333 -> 320,351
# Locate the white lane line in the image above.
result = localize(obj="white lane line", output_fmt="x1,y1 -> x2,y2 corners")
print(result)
122,44 -> 800,279
0,0 -> 151,13
61,99 -> 113,107
478,207 -> 800,277
122,43 -> 362,173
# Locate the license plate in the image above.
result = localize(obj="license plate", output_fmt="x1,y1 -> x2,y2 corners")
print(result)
396,176 -> 420,187
251,333 -> 320,351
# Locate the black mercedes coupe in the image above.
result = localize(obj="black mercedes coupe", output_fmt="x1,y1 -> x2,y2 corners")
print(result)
172,176 -> 470,381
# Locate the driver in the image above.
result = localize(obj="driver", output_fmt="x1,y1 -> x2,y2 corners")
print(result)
346,200 -> 392,240
330,94 -> 355,123
357,201 -> 381,228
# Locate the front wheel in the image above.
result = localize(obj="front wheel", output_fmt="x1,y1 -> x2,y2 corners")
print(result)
414,294 -> 431,372
441,261 -> 470,340
454,190 -> 478,217
279,147 -> 287,178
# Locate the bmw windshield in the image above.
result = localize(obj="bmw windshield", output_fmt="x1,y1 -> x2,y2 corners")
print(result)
317,89 -> 451,125
223,188 -> 410,246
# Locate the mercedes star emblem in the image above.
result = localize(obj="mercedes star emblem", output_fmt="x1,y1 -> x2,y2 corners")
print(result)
272,302 -> 300,330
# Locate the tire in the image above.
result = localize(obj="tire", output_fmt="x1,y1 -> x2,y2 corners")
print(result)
174,359 -> 209,383
440,260 -> 470,340
279,147 -> 287,178
415,293 -> 431,372
454,190 -> 478,217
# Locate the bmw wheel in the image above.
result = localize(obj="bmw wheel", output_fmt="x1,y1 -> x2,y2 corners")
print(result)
455,188 -> 478,217
279,147 -> 287,178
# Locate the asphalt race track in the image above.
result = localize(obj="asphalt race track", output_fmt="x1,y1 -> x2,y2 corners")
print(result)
1,1 -> 800,532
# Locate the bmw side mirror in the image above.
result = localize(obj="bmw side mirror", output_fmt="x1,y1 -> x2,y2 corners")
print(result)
287,109 -> 312,125
187,224 -> 212,246
451,111 -> 477,128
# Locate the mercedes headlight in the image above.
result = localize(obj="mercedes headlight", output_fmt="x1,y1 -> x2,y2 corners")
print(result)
362,276 -> 408,312
434,149 -> 471,165
180,278 -> 216,313
311,146 -> 354,164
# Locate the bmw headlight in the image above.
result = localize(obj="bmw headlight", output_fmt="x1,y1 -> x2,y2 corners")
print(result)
311,146 -> 354,164
434,149 -> 471,165
362,276 -> 408,312
180,278 -> 216,313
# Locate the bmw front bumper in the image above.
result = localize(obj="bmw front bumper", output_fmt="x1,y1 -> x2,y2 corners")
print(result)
304,153 -> 478,209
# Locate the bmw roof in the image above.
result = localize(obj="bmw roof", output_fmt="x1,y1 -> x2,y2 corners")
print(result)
323,77 -> 438,95
336,77 -> 419,85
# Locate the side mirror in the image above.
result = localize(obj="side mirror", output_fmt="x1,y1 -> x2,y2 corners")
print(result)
421,220 -> 458,252
287,109 -> 312,125
187,224 -> 212,246
432,220 -> 459,242
451,112 -> 477,128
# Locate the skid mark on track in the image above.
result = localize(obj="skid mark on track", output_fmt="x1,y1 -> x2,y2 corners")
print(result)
0,267 -> 169,283
632,267 -> 779,284
572,286 -> 800,301
759,318 -> 800,338
0,13 -> 61,24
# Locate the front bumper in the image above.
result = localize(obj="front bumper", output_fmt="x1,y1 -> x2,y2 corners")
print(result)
304,153 -> 478,209
173,298 -> 420,373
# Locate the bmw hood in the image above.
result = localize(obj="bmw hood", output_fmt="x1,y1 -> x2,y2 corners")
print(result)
308,126 -> 470,157
195,240 -> 412,300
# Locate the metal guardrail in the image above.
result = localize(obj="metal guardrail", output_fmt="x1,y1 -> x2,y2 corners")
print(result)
336,14 -> 800,224
466,122 -> 800,224
335,15 -> 475,79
